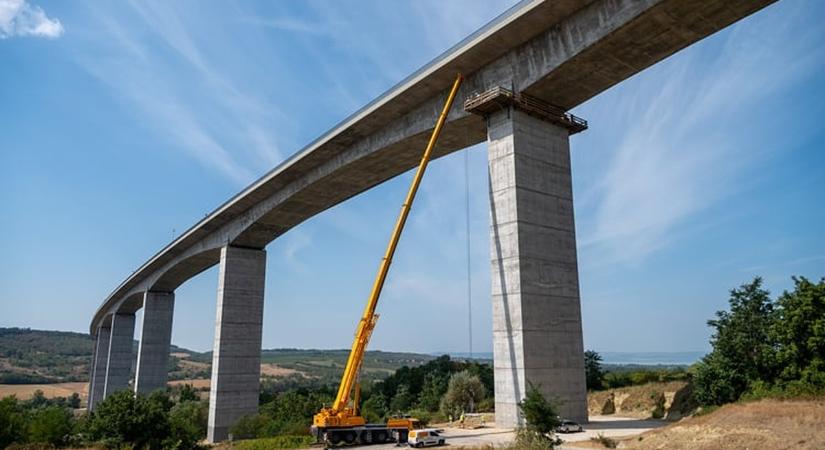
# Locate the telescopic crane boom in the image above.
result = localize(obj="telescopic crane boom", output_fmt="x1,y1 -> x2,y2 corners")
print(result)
312,73 -> 464,445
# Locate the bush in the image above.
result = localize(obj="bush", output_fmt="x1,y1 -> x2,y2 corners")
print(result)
27,405 -> 72,446
518,383 -> 560,435
86,390 -> 173,449
0,396 -> 26,448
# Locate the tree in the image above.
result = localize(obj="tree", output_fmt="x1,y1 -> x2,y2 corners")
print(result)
584,350 -> 604,390
772,277 -> 825,388
515,383 -> 562,449
390,384 -> 415,413
440,371 -> 486,417
178,384 -> 199,403
166,400 -> 207,449
27,405 -> 72,446
361,391 -> 388,423
518,383 -> 561,435
0,396 -> 26,448
86,390 -> 172,449
417,373 -> 448,412
693,277 -> 778,405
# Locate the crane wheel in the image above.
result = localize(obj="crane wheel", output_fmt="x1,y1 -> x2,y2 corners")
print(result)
343,431 -> 357,444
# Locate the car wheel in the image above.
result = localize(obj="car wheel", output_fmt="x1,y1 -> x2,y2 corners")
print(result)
416,443 -> 424,448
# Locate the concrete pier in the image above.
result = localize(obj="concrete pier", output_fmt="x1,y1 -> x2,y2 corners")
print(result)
103,312 -> 136,397
88,321 -> 111,411
207,245 -> 267,443
488,107 -> 587,426
134,291 -> 175,394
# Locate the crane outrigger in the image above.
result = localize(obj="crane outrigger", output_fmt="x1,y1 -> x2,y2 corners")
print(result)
311,73 -> 464,446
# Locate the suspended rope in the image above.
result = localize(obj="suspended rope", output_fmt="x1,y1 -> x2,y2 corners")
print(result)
464,134 -> 473,360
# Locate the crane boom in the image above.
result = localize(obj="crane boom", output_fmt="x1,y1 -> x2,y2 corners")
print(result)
314,73 -> 463,433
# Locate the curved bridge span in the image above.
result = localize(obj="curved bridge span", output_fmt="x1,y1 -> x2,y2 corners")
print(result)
87,0 -> 776,442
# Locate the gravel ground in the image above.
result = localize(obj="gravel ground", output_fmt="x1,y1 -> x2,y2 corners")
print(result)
355,415 -> 665,449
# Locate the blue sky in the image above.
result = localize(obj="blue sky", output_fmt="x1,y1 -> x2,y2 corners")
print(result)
1,0 -> 823,355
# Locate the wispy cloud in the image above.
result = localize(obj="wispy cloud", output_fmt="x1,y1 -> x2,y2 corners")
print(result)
574,2 -> 824,267
72,1 -> 288,186
0,0 -> 63,39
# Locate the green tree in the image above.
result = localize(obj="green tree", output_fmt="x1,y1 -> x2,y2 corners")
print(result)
178,384 -> 199,403
417,373 -> 448,412
584,350 -> 604,390
772,277 -> 825,388
0,396 -> 26,448
27,405 -> 72,446
389,384 -> 415,413
166,401 -> 207,449
518,383 -> 561,434
440,371 -> 486,417
86,390 -> 172,449
693,277 -> 778,405
361,391 -> 388,423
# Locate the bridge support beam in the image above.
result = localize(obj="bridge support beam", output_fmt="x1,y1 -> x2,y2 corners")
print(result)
103,312 -> 136,397
88,320 -> 111,411
135,291 -> 175,395
487,107 -> 587,426
207,245 -> 267,443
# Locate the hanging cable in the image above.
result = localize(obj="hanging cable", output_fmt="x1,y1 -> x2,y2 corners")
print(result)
464,137 -> 473,360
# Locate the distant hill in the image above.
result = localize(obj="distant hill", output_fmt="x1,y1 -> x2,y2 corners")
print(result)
0,328 -> 435,385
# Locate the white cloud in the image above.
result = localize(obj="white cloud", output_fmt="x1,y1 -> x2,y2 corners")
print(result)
0,0 -> 63,39
574,2 -> 823,267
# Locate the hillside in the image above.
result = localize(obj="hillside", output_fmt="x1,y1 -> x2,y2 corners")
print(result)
615,398 -> 825,450
0,328 -> 436,385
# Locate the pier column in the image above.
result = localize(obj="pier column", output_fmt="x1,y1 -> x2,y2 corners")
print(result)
88,319 -> 111,411
103,312 -> 136,397
135,291 -> 175,394
487,106 -> 587,426
207,245 -> 266,443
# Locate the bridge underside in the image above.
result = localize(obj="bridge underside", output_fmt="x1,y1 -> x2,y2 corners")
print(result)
87,0 -> 777,441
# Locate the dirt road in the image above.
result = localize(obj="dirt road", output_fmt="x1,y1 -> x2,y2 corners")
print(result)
357,416 -> 665,449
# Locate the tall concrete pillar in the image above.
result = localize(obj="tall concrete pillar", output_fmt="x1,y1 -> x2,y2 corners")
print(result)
88,321 -> 111,411
103,312 -> 136,397
487,107 -> 587,426
207,245 -> 266,443
135,291 -> 175,394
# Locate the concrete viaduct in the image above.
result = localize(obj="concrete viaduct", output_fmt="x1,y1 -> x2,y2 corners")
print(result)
87,0 -> 776,442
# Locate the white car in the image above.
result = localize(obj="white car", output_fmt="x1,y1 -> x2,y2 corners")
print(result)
557,419 -> 583,433
408,429 -> 445,447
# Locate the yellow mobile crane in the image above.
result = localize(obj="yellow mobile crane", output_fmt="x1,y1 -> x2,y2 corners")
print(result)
311,73 -> 463,446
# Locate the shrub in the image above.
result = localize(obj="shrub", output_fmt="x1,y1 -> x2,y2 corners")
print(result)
27,405 -> 72,446
518,383 -> 560,435
591,433 -> 617,448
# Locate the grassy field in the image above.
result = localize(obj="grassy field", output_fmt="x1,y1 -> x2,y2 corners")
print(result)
0,382 -> 88,401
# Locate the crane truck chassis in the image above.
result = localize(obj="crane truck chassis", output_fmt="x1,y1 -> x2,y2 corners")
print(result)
310,73 -> 464,446
310,418 -> 420,446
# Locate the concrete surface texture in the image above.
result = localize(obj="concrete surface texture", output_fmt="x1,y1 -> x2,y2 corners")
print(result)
134,292 -> 175,394
103,313 -> 135,398
87,323 -> 110,411
84,0 -> 778,441
488,108 -> 587,426
207,246 -> 267,443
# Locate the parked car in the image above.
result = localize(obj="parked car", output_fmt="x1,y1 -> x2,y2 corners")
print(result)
408,429 -> 446,447
556,419 -> 583,433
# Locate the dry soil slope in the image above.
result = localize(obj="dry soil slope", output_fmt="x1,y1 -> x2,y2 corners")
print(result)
622,398 -> 825,450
